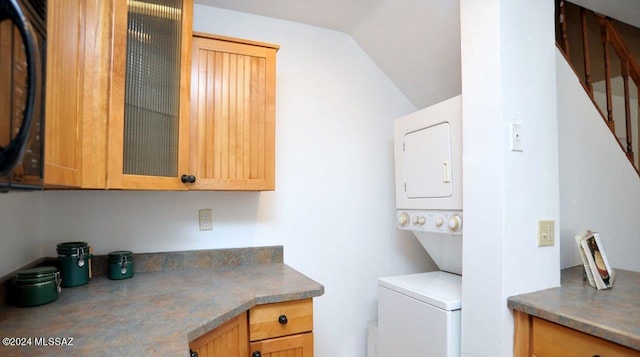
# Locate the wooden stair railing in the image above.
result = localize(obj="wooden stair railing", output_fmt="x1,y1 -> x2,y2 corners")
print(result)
557,1 -> 640,171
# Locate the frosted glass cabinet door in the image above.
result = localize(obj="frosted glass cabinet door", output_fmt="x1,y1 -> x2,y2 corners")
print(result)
107,0 -> 192,190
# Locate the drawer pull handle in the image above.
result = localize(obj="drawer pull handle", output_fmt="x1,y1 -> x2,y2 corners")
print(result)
278,314 -> 288,325
252,352 -> 262,357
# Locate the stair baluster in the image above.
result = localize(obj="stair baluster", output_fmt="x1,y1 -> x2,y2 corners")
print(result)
557,1 -> 640,175
580,8 -> 593,96
621,59 -> 633,163
599,24 -> 615,132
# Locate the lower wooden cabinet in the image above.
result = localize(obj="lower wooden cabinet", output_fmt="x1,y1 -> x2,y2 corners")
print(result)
513,310 -> 640,357
190,299 -> 314,357
249,332 -> 313,357
249,299 -> 314,357
189,312 -> 248,357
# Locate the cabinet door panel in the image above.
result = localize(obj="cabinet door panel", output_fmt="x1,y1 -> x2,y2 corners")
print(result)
107,0 -> 192,190
45,0 -> 114,189
250,332 -> 313,357
44,0 -> 85,187
190,34 -> 276,190
189,312 -> 248,357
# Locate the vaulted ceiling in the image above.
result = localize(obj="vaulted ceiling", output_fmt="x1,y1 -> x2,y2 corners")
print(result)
193,0 -> 638,110
194,0 -> 461,110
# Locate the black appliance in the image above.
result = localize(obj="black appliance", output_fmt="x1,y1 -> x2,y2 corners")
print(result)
0,0 -> 45,192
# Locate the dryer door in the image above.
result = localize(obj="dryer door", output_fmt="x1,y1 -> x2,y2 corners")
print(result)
403,122 -> 452,199
393,95 -> 462,210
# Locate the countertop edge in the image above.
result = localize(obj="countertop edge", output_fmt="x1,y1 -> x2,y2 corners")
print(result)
509,297 -> 638,350
186,283 -> 325,342
507,267 -> 640,351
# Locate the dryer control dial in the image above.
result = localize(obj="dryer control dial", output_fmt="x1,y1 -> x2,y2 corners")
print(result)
411,215 -> 426,226
448,215 -> 462,232
398,213 -> 409,226
396,210 -> 462,234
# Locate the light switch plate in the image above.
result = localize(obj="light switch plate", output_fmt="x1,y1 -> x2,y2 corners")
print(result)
199,209 -> 213,231
511,122 -> 523,152
537,220 -> 555,247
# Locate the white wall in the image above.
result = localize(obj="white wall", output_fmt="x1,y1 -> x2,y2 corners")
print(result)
460,0 -> 560,356
0,191 -> 41,274
558,50 -> 640,272
36,6 -> 436,357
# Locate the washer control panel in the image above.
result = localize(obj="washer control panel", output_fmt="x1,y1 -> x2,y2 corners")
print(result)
397,210 -> 463,234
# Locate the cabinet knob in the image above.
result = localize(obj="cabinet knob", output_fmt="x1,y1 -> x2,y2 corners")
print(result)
181,174 -> 196,184
189,349 -> 198,357
278,314 -> 288,325
252,352 -> 262,357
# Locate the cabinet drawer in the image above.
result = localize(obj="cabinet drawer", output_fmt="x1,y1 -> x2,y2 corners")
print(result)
532,317 -> 640,357
249,299 -> 313,341
250,332 -> 313,357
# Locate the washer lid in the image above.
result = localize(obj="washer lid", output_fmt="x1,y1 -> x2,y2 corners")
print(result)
378,271 -> 461,311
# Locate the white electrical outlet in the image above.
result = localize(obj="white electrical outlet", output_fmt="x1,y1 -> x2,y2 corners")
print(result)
199,209 -> 213,231
537,220 -> 555,247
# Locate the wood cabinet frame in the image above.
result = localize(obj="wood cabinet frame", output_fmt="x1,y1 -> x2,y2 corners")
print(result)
45,0 -> 113,188
190,33 -> 278,191
106,0 -> 193,190
191,299 -> 314,357
44,4 -> 280,191
189,311 -> 248,357
513,310 -> 639,357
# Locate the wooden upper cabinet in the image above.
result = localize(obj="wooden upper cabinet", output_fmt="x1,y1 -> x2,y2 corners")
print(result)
44,0 -> 113,189
44,3 -> 281,191
44,0 -> 82,187
106,0 -> 193,190
190,33 -> 278,190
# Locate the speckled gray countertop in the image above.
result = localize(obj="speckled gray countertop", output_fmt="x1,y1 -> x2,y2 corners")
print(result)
508,266 -> 639,350
0,247 -> 324,356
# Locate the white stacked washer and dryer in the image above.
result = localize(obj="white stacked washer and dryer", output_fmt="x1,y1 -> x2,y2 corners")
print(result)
378,95 -> 463,357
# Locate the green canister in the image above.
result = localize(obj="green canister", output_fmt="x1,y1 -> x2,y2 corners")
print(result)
108,251 -> 134,280
14,266 -> 61,307
57,242 -> 92,287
